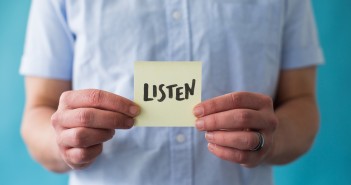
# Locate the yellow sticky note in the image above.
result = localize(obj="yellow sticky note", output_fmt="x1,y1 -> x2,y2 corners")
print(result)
134,61 -> 202,127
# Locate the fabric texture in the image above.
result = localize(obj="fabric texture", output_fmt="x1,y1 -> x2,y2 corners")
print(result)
20,0 -> 324,185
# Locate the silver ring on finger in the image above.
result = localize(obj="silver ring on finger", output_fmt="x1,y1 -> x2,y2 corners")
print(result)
251,132 -> 264,151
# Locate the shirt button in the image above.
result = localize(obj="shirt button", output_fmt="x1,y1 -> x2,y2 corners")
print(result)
172,11 -> 182,20
176,134 -> 186,143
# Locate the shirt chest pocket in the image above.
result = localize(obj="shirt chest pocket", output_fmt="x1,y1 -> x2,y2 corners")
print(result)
206,0 -> 282,47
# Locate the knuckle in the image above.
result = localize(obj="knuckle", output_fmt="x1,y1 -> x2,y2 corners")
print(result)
261,95 -> 273,107
216,149 -> 225,159
114,96 -> 123,107
206,99 -> 217,115
230,93 -> 243,106
245,135 -> 257,149
71,128 -> 86,147
56,135 -> 64,147
63,149 -> 70,162
96,144 -> 103,155
77,109 -> 93,126
60,91 -> 72,104
113,115 -> 124,128
209,132 -> 217,143
219,133 -> 227,144
211,115 -> 219,130
64,149 -> 76,164
74,149 -> 88,164
237,110 -> 251,126
108,130 -> 116,139
268,115 -> 278,131
88,90 -> 104,106
50,112 -> 60,126
235,151 -> 248,163
100,130 -> 114,141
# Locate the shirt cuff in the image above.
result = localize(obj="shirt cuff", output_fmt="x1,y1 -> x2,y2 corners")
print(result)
281,46 -> 325,70
19,55 -> 72,80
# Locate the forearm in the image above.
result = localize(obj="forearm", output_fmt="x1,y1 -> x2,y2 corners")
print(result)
266,95 -> 319,165
21,106 -> 70,173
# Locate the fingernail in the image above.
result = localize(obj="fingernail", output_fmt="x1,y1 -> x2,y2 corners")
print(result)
193,106 -> 204,117
208,143 -> 215,152
127,119 -> 135,127
129,106 -> 140,116
195,119 -> 205,130
205,132 -> 213,141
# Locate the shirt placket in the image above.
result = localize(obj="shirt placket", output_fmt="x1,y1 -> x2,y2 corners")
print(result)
167,0 -> 192,61
166,0 -> 193,185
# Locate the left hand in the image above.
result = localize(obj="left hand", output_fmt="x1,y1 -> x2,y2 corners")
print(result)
193,92 -> 278,167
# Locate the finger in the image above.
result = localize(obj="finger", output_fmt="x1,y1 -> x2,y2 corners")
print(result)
65,144 -> 103,166
52,108 -> 134,129
205,131 -> 260,151
59,127 -> 115,148
207,143 -> 259,167
195,109 -> 267,131
59,89 -> 140,117
193,92 -> 272,118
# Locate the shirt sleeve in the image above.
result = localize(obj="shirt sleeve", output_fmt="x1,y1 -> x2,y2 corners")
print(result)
281,0 -> 324,69
20,0 -> 74,80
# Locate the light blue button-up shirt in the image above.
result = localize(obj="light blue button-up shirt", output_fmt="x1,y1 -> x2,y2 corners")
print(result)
20,0 -> 323,185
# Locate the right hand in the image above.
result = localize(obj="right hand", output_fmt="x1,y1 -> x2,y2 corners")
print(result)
51,89 -> 140,169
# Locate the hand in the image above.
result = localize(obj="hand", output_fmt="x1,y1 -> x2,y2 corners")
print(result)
51,89 -> 140,169
193,92 -> 278,167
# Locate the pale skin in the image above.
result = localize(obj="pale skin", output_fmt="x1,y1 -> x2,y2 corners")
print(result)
21,66 -> 319,172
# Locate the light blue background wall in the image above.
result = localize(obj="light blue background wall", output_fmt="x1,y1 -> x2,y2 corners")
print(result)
0,0 -> 350,184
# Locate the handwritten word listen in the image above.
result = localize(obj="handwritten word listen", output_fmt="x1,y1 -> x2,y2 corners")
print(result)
144,79 -> 196,102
